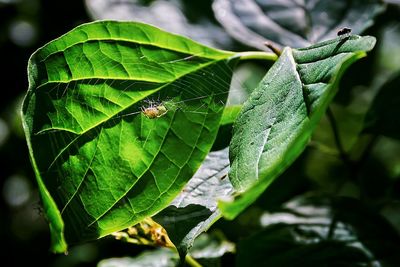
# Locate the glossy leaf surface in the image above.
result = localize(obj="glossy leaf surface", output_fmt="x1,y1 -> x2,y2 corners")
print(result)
22,20 -> 235,252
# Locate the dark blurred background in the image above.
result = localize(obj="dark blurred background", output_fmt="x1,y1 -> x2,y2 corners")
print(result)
0,1 -> 105,266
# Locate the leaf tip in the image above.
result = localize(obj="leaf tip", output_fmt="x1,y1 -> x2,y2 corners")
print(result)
361,35 -> 377,52
49,230 -> 68,254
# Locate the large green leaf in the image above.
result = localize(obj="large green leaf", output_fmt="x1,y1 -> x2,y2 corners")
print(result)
220,35 -> 376,219
21,20 -> 237,252
213,0 -> 384,50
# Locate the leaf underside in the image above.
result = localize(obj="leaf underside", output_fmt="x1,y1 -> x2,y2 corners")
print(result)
221,35 -> 376,219
21,20 -> 235,252
154,147 -> 232,258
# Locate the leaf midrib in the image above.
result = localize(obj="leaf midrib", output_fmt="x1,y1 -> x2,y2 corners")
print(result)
43,81 -> 169,171
42,58 -> 229,220
35,58 -> 223,136
91,99 -> 214,233
37,36 -> 232,65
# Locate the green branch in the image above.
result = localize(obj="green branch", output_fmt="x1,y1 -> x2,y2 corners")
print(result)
236,51 -> 278,62
185,254 -> 203,267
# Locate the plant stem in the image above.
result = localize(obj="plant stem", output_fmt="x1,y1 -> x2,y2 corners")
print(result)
327,107 -> 351,166
327,214 -> 338,240
185,254 -> 203,267
357,133 -> 379,170
264,41 -> 282,56
236,51 -> 278,62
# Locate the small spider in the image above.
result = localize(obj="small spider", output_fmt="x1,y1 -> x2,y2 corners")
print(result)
337,27 -> 351,37
141,102 -> 168,119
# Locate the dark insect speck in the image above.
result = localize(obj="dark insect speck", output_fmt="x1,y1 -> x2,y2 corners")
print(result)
337,27 -> 352,36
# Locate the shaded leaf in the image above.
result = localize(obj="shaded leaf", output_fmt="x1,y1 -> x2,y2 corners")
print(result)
220,35 -> 376,219
97,248 -> 179,267
384,0 -> 400,5
85,0 -> 234,49
213,0 -> 384,50
364,70 -> 400,139
97,232 -> 234,267
237,195 -> 400,267
21,21 -> 236,252
154,148 -> 233,258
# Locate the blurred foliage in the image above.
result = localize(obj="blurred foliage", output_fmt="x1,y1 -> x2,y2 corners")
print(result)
237,195 -> 400,267
2,0 -> 400,266
213,0 -> 385,50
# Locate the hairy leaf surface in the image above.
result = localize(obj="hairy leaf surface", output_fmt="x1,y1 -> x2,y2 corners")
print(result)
221,35 -> 376,219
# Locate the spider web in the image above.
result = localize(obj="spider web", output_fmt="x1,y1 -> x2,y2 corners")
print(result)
108,59 -> 264,121
43,48 -> 262,129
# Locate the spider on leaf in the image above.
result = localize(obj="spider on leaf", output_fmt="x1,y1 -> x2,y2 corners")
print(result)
140,101 -> 168,119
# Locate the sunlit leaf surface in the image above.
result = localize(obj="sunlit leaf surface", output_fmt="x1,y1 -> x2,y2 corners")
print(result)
22,20 -> 236,252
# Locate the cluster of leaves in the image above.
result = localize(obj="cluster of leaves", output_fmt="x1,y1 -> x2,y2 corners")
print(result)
21,0 -> 400,266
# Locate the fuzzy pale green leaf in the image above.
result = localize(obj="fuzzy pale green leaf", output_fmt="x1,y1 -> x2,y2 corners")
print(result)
220,35 -> 376,219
